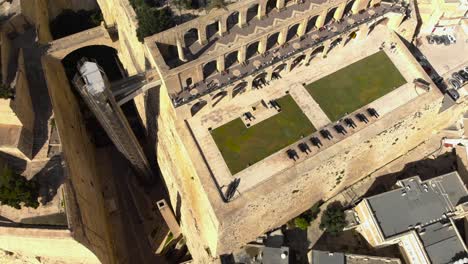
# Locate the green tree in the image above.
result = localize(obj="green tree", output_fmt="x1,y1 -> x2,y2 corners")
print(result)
319,203 -> 346,235
134,6 -> 175,41
0,83 -> 14,99
294,217 -> 309,230
0,164 -> 39,209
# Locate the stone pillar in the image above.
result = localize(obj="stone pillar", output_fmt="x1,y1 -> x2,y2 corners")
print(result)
246,76 -> 255,91
370,0 -> 381,6
217,55 -> 225,72
322,42 -> 331,57
266,67 -> 274,81
277,0 -> 285,10
258,35 -> 268,54
278,27 -> 289,45
238,45 -> 247,63
357,24 -> 370,40
176,38 -> 187,62
387,13 -> 405,31
157,200 -> 181,238
227,85 -> 235,99
198,25 -> 207,45
219,17 -> 228,36
195,64 -> 204,82
304,51 -> 313,65
352,0 -> 369,14
285,59 -> 293,72
206,94 -> 213,108
297,18 -> 308,37
259,0 -> 267,19
239,8 -> 248,28
315,10 -> 327,28
334,2 -> 346,20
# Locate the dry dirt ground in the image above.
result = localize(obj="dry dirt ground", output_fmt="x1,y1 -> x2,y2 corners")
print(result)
0,249 -> 86,264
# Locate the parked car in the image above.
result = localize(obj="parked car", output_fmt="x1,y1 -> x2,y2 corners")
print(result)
434,36 -> 443,45
441,35 -> 450,46
452,72 -> 465,84
448,78 -> 461,90
426,35 -> 435,44
464,66 -> 468,74
459,70 -> 468,81
447,35 -> 456,44
447,88 -> 460,101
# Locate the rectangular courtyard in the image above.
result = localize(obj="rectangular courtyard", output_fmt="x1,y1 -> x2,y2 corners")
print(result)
305,51 -> 407,122
211,95 -> 316,174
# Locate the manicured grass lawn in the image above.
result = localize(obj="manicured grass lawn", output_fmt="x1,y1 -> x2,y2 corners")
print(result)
305,51 -> 406,122
211,95 -> 315,174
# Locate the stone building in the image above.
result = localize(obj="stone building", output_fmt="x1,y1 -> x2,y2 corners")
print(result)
346,172 -> 468,264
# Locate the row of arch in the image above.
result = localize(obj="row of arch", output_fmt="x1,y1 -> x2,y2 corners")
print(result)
183,0 -> 358,51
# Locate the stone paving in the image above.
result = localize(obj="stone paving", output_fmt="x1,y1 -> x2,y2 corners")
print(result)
187,24 -> 427,197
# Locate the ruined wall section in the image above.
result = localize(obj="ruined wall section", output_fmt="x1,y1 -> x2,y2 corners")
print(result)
155,83 -> 220,263
0,227 -> 100,263
96,0 -> 146,74
41,56 -> 117,264
217,93 -> 467,254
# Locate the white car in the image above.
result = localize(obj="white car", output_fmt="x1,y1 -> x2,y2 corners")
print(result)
447,35 -> 456,44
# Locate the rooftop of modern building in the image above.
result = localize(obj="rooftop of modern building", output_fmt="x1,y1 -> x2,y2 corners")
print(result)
364,171 -> 468,263
366,171 -> 468,238
310,250 -> 402,264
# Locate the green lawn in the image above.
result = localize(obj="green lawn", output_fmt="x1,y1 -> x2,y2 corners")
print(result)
211,95 -> 315,174
305,51 -> 406,122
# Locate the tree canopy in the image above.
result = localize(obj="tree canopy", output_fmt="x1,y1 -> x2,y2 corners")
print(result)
0,164 -> 39,209
130,0 -> 175,41
50,9 -> 103,39
319,203 -> 346,235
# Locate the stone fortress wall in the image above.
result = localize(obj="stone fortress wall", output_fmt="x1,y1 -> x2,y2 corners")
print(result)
41,55 -> 118,264
155,34 -> 468,261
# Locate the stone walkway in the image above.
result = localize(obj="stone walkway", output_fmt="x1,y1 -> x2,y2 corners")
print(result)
289,82 -> 331,129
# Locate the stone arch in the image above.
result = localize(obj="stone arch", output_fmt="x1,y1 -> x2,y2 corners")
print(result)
266,0 -> 277,13
203,60 -> 218,78
306,16 -> 319,33
61,45 -> 123,82
344,30 -> 358,45
311,45 -> 325,56
191,100 -> 207,116
225,50 -> 239,69
326,37 -> 342,54
344,0 -> 356,16
186,77 -> 193,87
206,21 -> 220,40
285,0 -> 294,6
287,23 -> 300,42
246,41 -> 260,60
266,32 -> 280,51
227,12 -> 239,31
368,17 -> 389,35
212,91 -> 227,107
291,54 -> 306,70
232,82 -> 247,98
48,27 -> 119,60
274,63 -> 287,73
184,28 -> 199,48
325,7 -> 338,25
253,72 -> 267,88
247,4 -> 260,23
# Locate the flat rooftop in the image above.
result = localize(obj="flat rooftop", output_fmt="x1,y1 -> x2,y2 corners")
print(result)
310,250 -> 401,264
366,171 -> 468,263
187,26 -> 432,199
367,172 -> 467,238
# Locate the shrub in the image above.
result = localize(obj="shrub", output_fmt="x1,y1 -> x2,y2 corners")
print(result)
319,203 -> 346,235
0,83 -> 14,99
130,0 -> 175,41
0,164 -> 39,209
294,217 -> 309,230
